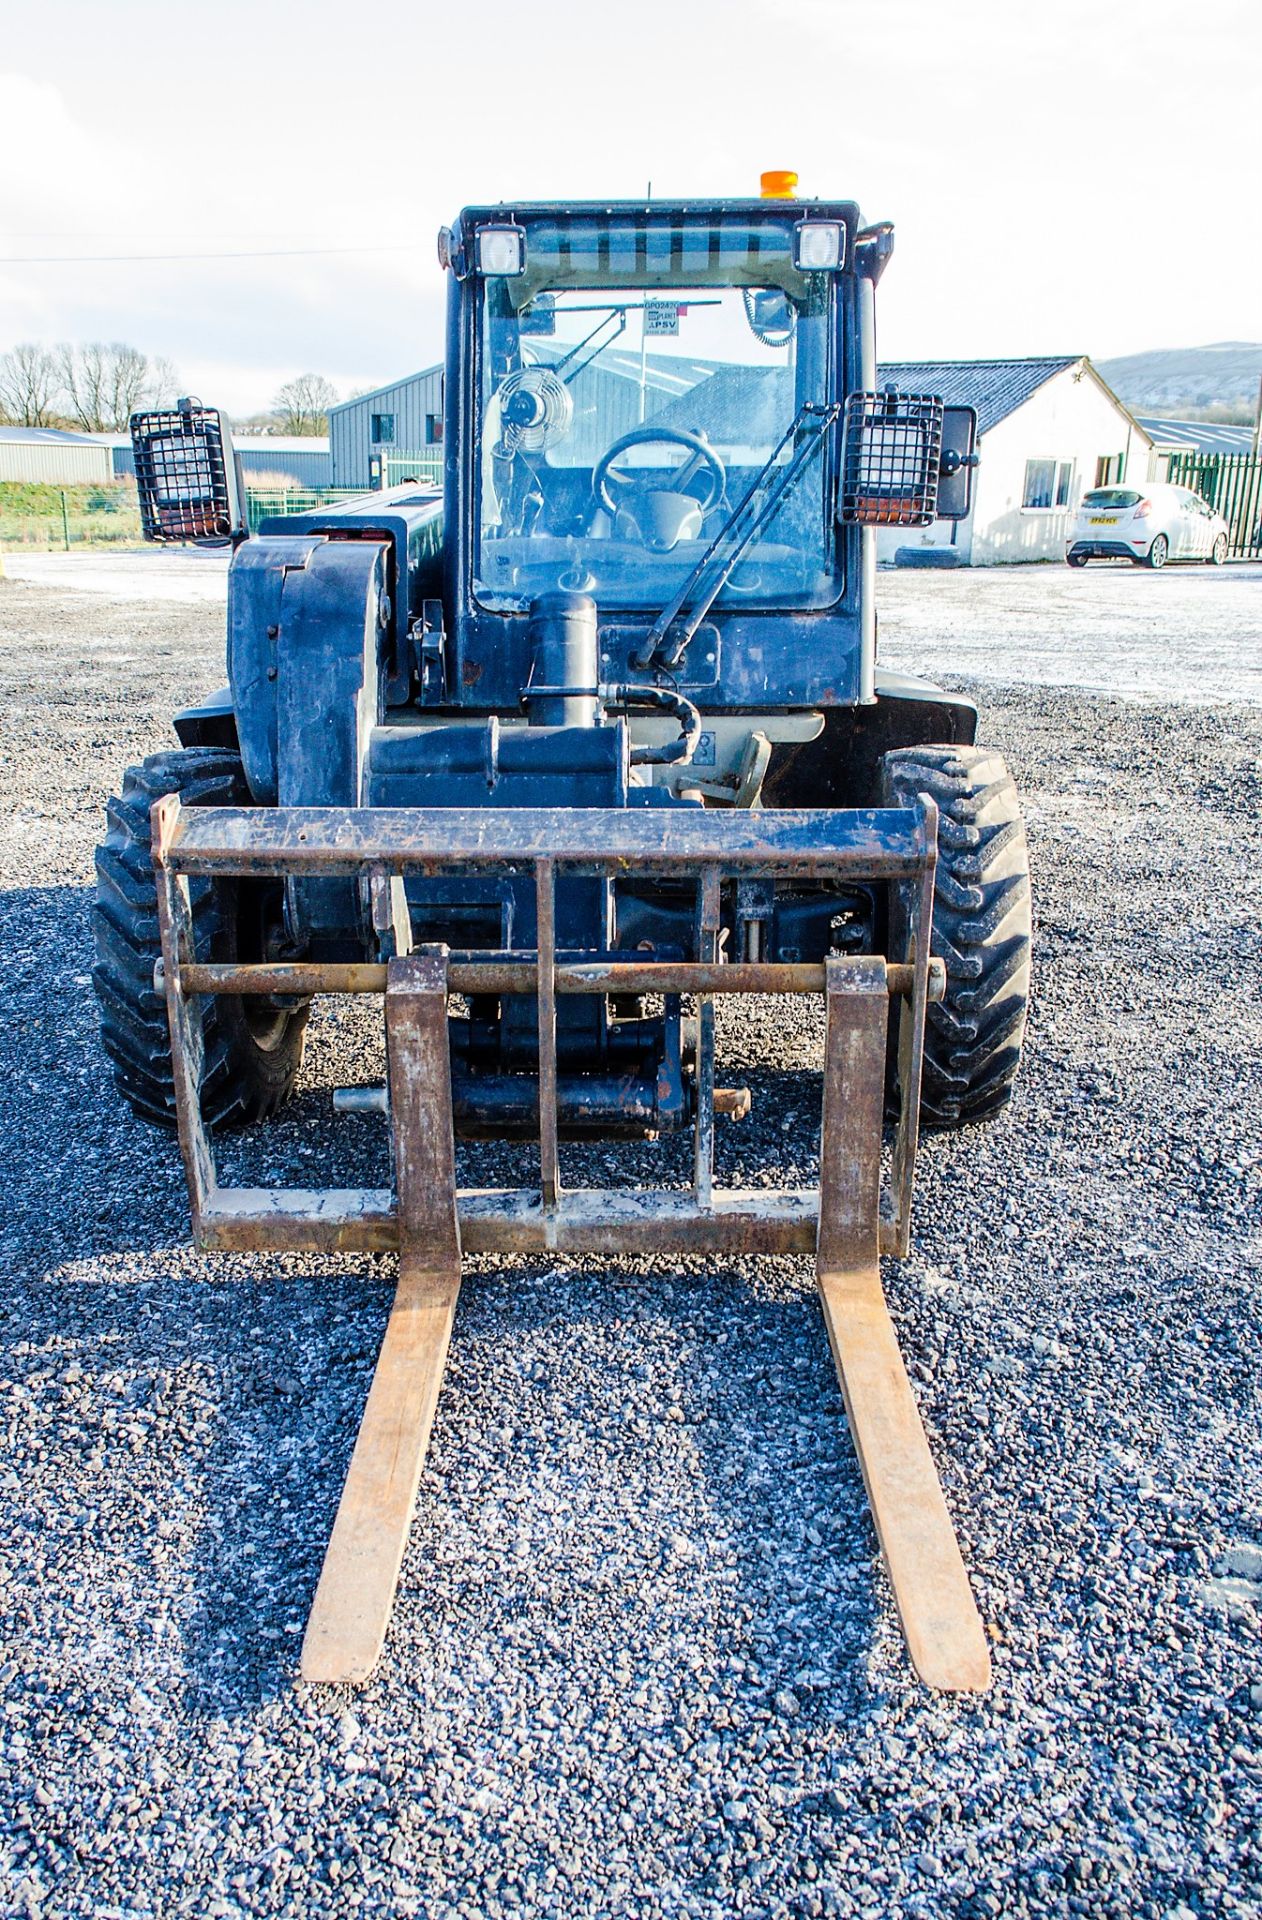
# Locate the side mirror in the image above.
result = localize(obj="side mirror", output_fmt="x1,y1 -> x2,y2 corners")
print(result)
520,292 -> 557,336
130,398 -> 246,545
935,406 -> 979,521
745,289 -> 795,347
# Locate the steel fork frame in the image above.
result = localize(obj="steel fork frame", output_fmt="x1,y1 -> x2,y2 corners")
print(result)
150,796 -> 989,1691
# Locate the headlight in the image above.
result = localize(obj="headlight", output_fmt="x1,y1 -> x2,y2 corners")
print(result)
476,226 -> 525,276
794,221 -> 844,271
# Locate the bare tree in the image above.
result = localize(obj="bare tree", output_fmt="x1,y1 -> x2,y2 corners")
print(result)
274,373 -> 338,436
0,343 -> 61,427
56,341 -> 179,432
147,356 -> 179,409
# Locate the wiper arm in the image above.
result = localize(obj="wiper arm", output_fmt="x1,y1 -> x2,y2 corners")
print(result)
633,401 -> 840,673
552,307 -> 627,387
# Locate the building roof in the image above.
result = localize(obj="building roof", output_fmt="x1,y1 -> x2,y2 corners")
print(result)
233,435 -> 331,454
1136,415 -> 1255,454
0,425 -> 101,444
649,365 -> 787,443
89,431 -> 330,453
876,357 -> 1081,435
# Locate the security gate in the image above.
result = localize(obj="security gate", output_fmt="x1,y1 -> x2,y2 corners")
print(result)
1166,450 -> 1262,560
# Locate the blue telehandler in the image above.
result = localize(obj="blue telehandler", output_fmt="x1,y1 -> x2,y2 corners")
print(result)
93,181 -> 1030,1690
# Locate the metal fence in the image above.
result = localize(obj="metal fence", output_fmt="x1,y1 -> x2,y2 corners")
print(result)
1165,450 -> 1262,560
0,478 -> 445,549
0,482 -> 143,550
243,487 -> 368,532
244,459 -> 441,531
382,449 -> 443,487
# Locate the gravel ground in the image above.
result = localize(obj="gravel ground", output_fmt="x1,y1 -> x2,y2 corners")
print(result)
1,565 -> 1260,1920
876,559 -> 1262,707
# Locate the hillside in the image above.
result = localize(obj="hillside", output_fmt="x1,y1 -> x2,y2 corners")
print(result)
1095,342 -> 1262,417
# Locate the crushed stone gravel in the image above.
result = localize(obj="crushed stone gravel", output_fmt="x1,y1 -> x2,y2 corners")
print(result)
1,566 -> 1260,1920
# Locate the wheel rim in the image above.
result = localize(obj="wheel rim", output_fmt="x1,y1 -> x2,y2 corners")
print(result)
1152,537 -> 1167,567
1214,536 -> 1227,564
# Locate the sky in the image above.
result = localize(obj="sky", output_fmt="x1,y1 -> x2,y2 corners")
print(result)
1,0 -> 1259,416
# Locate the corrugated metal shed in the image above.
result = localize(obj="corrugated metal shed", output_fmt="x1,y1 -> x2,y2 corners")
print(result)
0,427 -> 113,485
329,369 -> 445,486
235,437 -> 332,487
102,433 -> 332,487
876,357 -> 1080,435
327,350 -> 736,483
1136,415 -> 1255,454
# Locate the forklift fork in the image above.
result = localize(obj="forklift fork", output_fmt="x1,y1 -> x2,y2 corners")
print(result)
151,796 -> 990,1693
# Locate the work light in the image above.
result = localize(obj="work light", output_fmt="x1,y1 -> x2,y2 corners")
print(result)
129,400 -> 245,545
476,226 -> 525,276
794,221 -> 844,271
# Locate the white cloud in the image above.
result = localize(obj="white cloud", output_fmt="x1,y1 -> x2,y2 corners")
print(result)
1,0 -> 1259,413
0,69 -> 441,410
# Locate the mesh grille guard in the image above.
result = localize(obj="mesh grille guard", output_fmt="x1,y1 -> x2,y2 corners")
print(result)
130,403 -> 243,544
840,388 -> 945,527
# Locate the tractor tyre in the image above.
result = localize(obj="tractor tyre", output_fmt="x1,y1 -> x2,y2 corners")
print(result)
92,748 -> 309,1129
879,744 -> 1032,1128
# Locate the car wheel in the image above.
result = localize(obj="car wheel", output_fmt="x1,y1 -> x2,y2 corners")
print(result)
1066,552 -> 1088,569
1146,533 -> 1169,569
1209,533 -> 1228,566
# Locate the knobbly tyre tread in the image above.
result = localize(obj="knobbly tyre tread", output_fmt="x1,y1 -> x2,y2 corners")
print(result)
92,748 -> 308,1130
880,745 -> 1032,1127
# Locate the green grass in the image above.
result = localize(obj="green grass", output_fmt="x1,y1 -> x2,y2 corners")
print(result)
0,481 -> 144,550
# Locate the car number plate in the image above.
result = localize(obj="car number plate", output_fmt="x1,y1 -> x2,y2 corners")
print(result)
1089,515 -> 1117,524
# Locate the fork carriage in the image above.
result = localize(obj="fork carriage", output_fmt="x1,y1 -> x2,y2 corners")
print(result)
150,795 -> 990,1691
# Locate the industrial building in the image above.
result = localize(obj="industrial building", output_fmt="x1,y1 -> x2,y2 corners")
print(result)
329,370 -> 445,487
1138,416 -> 1256,458
0,426 -> 113,486
103,433 -> 332,489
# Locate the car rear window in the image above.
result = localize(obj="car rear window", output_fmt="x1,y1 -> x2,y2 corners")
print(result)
1082,489 -> 1142,509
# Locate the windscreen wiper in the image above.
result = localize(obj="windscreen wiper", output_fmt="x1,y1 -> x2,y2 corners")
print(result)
551,307 -> 627,386
632,401 -> 840,673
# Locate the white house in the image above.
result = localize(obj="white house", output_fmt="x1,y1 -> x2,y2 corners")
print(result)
875,357 -> 1156,565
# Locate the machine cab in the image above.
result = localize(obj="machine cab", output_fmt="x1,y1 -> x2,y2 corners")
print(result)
442,198 -> 868,710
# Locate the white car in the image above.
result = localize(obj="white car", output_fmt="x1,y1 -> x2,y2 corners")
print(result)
1066,482 -> 1229,569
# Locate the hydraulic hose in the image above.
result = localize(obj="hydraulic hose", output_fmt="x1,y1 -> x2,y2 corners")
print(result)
601,683 -> 703,767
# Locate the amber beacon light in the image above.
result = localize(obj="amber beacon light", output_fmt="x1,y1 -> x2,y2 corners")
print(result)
760,169 -> 799,199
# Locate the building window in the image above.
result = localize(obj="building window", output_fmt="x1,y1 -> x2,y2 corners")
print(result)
1023,459 -> 1055,509
1054,461 -> 1074,507
371,413 -> 395,445
425,413 -> 443,445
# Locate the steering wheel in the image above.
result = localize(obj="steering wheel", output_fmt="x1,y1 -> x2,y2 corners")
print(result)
593,426 -> 726,521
